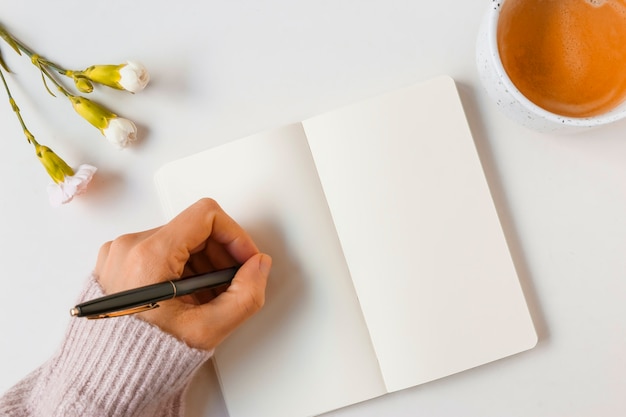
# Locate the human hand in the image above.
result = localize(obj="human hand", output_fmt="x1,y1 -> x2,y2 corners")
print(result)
94,198 -> 272,351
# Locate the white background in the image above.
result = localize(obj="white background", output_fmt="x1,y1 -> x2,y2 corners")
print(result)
0,1 -> 624,416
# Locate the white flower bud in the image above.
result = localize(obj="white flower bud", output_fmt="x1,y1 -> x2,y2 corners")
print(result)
103,117 -> 137,148
118,61 -> 150,93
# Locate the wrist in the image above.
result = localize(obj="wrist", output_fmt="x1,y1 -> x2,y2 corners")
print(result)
49,276 -> 213,415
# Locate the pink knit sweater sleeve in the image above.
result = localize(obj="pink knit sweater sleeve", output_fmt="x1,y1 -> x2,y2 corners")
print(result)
0,275 -> 213,417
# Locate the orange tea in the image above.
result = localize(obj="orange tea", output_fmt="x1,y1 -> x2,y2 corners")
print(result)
497,0 -> 626,118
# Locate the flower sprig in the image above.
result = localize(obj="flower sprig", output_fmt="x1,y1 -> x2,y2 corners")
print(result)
0,23 -> 150,205
0,68 -> 96,206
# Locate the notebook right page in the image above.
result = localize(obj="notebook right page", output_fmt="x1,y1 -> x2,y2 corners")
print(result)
302,76 -> 537,393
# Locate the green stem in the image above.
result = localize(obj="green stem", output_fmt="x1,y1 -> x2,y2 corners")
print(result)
2,27 -> 68,74
0,66 -> 40,146
38,61 -> 72,97
0,24 -> 73,98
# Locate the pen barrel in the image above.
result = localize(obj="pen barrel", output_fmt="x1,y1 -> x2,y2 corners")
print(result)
174,267 -> 238,296
72,267 -> 239,318
75,282 -> 175,317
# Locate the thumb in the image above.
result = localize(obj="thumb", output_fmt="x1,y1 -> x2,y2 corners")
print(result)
229,253 -> 272,313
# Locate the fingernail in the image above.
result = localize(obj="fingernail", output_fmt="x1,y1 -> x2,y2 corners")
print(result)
258,254 -> 272,276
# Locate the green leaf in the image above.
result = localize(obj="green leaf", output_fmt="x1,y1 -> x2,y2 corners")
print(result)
0,47 -> 10,72
0,25 -> 22,56
38,66 -> 56,97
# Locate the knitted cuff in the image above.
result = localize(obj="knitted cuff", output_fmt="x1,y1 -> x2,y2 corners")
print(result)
39,275 -> 213,417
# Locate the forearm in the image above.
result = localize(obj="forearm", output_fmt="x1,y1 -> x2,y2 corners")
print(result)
0,275 -> 212,417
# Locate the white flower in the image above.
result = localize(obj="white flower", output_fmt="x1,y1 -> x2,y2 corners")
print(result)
118,61 -> 150,93
79,61 -> 150,93
68,95 -> 138,149
103,117 -> 137,149
47,164 -> 97,206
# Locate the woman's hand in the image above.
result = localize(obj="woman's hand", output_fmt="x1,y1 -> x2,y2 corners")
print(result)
94,198 -> 272,351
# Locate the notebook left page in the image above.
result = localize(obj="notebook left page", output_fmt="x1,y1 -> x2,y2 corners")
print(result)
154,123 -> 386,417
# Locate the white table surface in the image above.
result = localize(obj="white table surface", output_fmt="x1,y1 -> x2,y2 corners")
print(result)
1,1 -> 625,416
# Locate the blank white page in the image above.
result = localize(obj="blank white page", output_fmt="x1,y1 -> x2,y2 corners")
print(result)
154,124 -> 386,417
302,76 -> 537,392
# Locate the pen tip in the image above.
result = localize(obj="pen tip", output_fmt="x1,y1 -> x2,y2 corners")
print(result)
69,307 -> 79,317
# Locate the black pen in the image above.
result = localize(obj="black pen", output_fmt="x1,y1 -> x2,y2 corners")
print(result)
70,266 -> 238,319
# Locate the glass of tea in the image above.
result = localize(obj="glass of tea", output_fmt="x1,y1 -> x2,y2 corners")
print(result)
476,0 -> 626,132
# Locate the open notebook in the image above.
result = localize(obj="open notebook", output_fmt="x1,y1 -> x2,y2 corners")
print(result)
154,76 -> 537,417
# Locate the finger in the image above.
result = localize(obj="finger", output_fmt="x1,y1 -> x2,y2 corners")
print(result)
205,238 -> 237,268
183,238 -> 238,278
150,199 -> 259,271
95,226 -> 162,272
95,241 -> 112,273
193,253 -> 271,347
